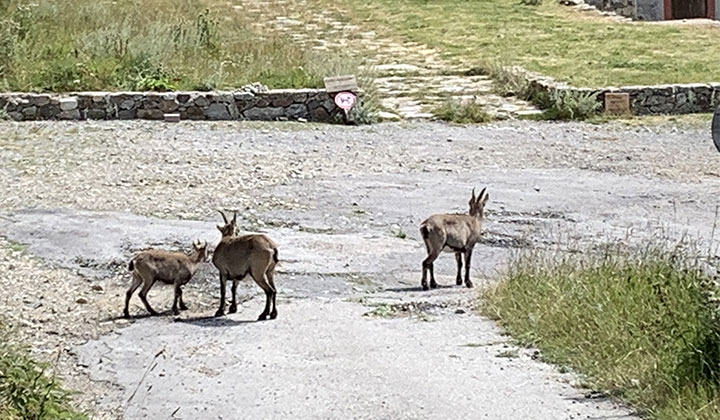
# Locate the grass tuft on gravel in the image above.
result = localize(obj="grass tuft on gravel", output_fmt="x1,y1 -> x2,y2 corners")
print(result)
0,0 -> 355,92
0,326 -> 86,420
482,241 -> 720,420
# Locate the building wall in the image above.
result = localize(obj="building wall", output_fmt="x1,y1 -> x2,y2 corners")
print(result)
636,0 -> 664,20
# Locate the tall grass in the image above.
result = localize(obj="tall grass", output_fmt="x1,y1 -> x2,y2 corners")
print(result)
0,0 -> 353,92
483,241 -> 720,420
0,327 -> 86,420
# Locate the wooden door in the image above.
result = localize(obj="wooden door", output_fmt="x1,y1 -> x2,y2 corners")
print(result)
666,0 -> 714,19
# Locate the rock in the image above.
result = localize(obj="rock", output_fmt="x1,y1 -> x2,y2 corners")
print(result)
29,95 -> 50,106
58,109 -> 81,120
284,104 -> 307,119
91,284 -> 104,292
76,297 -> 88,304
194,95 -> 210,107
205,103 -> 231,120
87,109 -> 106,120
137,109 -> 164,120
244,107 -> 285,120
378,111 -> 402,121
119,99 -> 135,110
59,97 -> 78,111
454,308 -> 466,314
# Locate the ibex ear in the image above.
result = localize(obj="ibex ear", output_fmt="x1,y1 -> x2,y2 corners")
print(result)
217,224 -> 224,232
232,212 -> 237,224
218,210 -> 228,224
469,187 -> 476,207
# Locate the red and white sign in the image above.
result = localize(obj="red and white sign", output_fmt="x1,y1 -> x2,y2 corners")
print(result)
334,91 -> 357,111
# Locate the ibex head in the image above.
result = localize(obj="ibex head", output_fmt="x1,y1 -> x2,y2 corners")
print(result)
468,187 -> 489,218
192,239 -> 209,262
217,210 -> 238,238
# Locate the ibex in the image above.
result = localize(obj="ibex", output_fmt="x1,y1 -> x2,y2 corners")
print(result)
124,239 -> 209,317
420,187 -> 489,291
213,211 -> 279,320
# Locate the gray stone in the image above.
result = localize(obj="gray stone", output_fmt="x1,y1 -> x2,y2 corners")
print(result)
177,93 -> 191,104
91,94 -> 106,103
21,106 -> 37,118
87,109 -> 106,120
233,92 -> 254,101
271,94 -> 294,108
29,95 -> 50,106
58,109 -> 81,120
183,106 -> 206,120
284,104 -> 308,119
8,111 -> 23,121
243,107 -> 285,120
159,99 -> 179,113
59,98 -> 78,111
119,99 -> 135,110
309,106 -> 330,122
194,95 -> 210,107
118,110 -> 136,120
205,103 -> 231,120
137,109 -> 164,120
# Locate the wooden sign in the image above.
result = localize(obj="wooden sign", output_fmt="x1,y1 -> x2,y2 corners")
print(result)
324,75 -> 358,93
604,92 -> 630,115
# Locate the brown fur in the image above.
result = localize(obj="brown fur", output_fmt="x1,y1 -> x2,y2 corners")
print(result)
420,187 -> 489,290
124,240 -> 208,317
213,212 -> 279,320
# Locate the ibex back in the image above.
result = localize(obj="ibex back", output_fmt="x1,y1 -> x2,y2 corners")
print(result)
420,187 -> 489,290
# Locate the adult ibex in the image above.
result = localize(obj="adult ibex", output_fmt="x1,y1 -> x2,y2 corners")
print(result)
212,211 -> 279,320
419,187 -> 489,290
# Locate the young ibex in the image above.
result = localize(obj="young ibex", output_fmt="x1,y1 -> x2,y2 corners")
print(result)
213,211 -> 279,320
420,187 -> 489,291
124,239 -> 209,318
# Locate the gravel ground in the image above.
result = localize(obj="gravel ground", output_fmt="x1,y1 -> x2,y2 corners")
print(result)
1,119 -> 717,220
1,118 -> 719,419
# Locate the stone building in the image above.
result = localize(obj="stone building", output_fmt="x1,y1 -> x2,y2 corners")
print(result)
586,0 -> 719,21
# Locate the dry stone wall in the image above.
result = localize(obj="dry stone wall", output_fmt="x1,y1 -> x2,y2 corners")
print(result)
523,69 -> 720,115
0,89 -> 345,122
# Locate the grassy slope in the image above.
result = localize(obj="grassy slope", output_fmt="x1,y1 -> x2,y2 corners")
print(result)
483,245 -> 720,420
0,0 -> 351,92
344,0 -> 720,87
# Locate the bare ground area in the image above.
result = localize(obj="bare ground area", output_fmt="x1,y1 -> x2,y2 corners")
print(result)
1,118 -> 719,419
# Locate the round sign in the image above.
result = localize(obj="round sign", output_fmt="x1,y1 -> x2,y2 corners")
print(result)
713,104 -> 720,153
334,91 -> 357,111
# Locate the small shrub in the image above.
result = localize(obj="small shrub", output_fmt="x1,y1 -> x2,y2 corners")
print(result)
432,99 -> 493,124
0,327 -> 86,420
520,0 -> 542,5
535,89 -> 601,121
479,60 -> 531,98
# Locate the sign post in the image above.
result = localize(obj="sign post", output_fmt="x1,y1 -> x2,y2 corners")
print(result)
713,104 -> 720,153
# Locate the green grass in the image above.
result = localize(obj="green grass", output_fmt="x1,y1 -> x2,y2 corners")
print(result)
343,0 -> 720,87
483,243 -> 720,419
432,99 -> 494,124
0,327 -> 86,420
0,0 -> 356,92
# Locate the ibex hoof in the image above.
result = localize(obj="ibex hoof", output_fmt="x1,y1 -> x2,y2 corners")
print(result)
228,305 -> 237,314
258,313 -> 268,321
270,310 -> 278,319
430,282 -> 438,289
421,283 -> 429,291
214,309 -> 225,317
456,279 -> 463,286
172,308 -> 180,316
465,281 -> 474,289
179,304 -> 188,311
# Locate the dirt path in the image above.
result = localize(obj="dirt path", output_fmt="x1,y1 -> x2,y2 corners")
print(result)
1,118 -> 719,418
231,0 -> 539,119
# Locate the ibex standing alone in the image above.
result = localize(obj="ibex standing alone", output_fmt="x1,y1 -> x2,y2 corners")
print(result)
420,187 -> 489,290
212,211 -> 279,320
